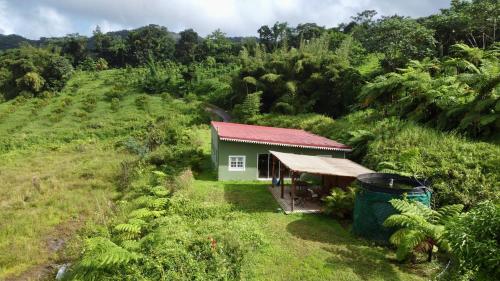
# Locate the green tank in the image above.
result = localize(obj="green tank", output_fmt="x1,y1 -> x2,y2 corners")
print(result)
352,173 -> 432,242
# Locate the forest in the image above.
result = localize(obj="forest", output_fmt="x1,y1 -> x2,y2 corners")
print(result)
0,0 -> 498,280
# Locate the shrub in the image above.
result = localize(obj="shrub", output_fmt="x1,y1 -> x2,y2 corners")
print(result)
95,58 -> 109,71
134,94 -> 149,110
104,85 -> 126,101
444,201 -> 500,280
322,186 -> 356,219
0,46 -> 73,99
110,97 -> 120,112
82,94 -> 98,112
170,169 -> 194,192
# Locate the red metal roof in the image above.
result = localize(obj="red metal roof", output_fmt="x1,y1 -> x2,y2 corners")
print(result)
211,121 -> 351,151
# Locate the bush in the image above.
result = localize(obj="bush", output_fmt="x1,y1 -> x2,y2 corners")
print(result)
134,94 -> 149,110
444,201 -> 500,280
322,186 -> 356,219
0,46 -> 73,99
82,94 -> 98,112
104,85 -> 126,101
110,97 -> 120,112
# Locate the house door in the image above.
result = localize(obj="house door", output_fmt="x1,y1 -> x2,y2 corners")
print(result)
257,154 -> 270,179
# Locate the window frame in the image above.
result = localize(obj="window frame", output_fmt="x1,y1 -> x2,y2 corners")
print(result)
228,155 -> 246,171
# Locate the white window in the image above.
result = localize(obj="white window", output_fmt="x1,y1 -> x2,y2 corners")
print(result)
228,156 -> 246,171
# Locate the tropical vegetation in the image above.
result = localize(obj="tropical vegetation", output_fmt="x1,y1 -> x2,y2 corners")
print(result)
0,0 -> 498,280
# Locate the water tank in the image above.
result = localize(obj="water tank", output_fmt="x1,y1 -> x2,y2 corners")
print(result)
352,173 -> 432,242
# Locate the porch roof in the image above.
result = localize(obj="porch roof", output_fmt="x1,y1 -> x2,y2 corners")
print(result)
270,150 -> 374,178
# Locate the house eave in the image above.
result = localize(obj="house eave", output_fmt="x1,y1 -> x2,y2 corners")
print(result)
219,137 -> 352,152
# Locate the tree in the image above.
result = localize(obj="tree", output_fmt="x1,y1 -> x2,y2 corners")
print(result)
233,91 -> 262,122
384,199 -> 463,262
60,33 -> 88,66
0,45 -> 73,99
354,16 -> 437,70
127,24 -> 175,65
291,23 -> 326,47
200,29 -> 235,63
423,0 -> 499,54
175,29 -> 200,64
258,22 -> 291,51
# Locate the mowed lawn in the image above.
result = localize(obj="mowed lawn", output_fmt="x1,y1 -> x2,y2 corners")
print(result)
190,155 -> 438,281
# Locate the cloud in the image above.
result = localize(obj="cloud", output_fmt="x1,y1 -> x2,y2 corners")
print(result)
0,0 -> 73,39
0,0 -> 450,39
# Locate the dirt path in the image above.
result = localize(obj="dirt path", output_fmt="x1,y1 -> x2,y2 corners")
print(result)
204,103 -> 232,122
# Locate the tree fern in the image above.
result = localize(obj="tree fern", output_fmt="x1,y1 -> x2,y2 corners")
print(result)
150,185 -> 170,197
129,207 -> 166,219
69,237 -> 139,280
384,199 -> 463,262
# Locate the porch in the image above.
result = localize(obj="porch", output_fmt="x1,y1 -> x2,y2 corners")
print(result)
268,150 -> 374,214
267,184 -> 322,214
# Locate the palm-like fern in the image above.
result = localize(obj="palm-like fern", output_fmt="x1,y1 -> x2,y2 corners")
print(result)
383,199 -> 463,262
67,237 -> 140,280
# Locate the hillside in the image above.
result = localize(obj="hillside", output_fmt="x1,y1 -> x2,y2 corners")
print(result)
0,69 -> 204,279
1,0 -> 498,279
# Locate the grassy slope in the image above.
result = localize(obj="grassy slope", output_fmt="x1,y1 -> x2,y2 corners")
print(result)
188,130 -> 438,281
0,69 -> 177,278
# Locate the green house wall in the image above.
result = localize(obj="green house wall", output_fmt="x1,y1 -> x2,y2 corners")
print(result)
212,127 -> 346,181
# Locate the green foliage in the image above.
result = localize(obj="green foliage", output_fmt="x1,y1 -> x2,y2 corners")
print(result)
323,187 -> 356,219
187,60 -> 238,108
252,111 -> 500,207
423,0 -> 499,55
384,199 -> 463,262
134,94 -> 149,110
444,201 -> 500,280
360,44 -> 500,138
353,14 -> 436,70
80,57 -> 109,71
67,237 -> 139,280
232,36 -> 363,117
139,57 -> 185,95
127,24 -> 176,65
175,29 -> 200,64
0,45 -> 73,99
233,91 -> 262,122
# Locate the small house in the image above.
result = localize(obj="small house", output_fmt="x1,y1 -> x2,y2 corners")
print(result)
211,121 -> 352,181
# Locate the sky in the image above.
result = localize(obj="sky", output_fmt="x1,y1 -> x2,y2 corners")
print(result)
0,0 -> 451,40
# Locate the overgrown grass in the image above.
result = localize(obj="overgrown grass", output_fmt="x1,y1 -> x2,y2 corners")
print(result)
0,69 -> 204,279
0,144 -> 128,277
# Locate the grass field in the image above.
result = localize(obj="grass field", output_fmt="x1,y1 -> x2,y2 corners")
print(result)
188,175 -> 439,281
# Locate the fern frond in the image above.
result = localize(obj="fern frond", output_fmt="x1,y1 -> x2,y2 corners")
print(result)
121,239 -> 141,251
79,237 -> 139,269
150,186 -> 169,197
434,204 -> 464,223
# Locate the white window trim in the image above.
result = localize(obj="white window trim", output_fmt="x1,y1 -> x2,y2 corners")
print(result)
228,155 -> 246,171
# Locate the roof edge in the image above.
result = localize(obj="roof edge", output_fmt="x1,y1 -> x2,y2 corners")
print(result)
220,137 -> 352,152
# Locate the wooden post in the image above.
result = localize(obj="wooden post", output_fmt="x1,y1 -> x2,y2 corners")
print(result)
271,155 -> 275,188
321,175 -> 325,195
291,171 -> 296,212
280,163 -> 284,199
